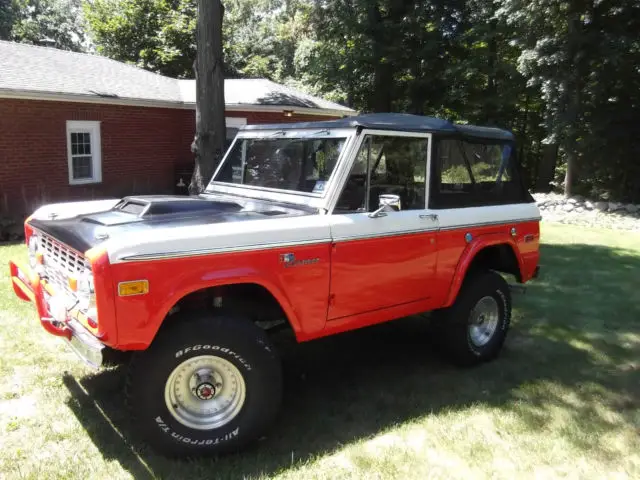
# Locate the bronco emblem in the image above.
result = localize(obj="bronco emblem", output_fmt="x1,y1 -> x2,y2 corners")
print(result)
279,253 -> 320,268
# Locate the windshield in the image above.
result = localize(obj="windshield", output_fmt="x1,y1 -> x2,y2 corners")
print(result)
212,135 -> 347,194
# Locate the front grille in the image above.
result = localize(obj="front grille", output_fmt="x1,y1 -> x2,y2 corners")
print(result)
38,233 -> 91,295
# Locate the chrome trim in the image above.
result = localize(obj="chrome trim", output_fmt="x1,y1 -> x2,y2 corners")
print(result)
333,227 -> 439,243
65,318 -> 104,369
117,238 -> 332,262
116,217 -> 541,262
438,217 -> 542,231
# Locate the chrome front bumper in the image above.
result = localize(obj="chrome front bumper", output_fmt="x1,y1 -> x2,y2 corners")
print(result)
10,260 -> 104,368
64,318 -> 104,368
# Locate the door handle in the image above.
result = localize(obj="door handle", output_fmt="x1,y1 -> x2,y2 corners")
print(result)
419,214 -> 438,221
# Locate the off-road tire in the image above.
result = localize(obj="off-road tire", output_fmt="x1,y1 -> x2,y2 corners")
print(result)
433,270 -> 512,367
125,314 -> 282,457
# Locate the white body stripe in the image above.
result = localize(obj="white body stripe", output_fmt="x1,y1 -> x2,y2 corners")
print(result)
435,203 -> 541,230
106,203 -> 540,263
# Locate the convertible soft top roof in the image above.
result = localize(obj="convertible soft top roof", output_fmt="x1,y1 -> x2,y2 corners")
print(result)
242,113 -> 514,141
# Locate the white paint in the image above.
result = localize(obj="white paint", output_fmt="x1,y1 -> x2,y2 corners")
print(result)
31,199 -> 120,221
107,214 -> 333,263
435,203 -> 541,229
107,202 -> 539,263
66,120 -> 102,185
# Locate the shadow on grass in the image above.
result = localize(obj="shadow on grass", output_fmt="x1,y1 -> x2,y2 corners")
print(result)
63,242 -> 640,479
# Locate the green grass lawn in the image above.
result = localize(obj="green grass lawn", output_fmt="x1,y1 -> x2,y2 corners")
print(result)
0,223 -> 638,479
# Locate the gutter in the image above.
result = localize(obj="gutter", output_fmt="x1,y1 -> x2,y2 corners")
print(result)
0,88 -> 358,117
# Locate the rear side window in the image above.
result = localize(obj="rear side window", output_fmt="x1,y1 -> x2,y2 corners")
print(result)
431,138 -> 529,208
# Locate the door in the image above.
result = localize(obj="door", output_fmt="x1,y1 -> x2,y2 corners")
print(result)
327,131 -> 439,320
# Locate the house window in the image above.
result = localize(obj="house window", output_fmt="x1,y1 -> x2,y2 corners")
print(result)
66,121 -> 101,185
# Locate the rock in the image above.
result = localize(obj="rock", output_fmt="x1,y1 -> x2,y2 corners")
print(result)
595,201 -> 608,211
571,194 -> 585,202
576,207 -> 585,213
609,202 -> 622,212
585,201 -> 594,210
567,198 -> 578,205
625,204 -> 638,214
563,203 -> 574,212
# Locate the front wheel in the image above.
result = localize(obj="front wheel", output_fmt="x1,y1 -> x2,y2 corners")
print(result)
125,314 -> 282,457
433,270 -> 512,366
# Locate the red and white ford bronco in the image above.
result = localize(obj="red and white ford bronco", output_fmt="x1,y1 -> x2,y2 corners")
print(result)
9,113 -> 540,456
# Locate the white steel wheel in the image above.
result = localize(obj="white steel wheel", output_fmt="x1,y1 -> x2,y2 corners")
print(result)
164,354 -> 247,430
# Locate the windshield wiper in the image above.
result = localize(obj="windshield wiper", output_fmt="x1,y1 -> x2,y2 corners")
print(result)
312,129 -> 330,136
269,130 -> 286,137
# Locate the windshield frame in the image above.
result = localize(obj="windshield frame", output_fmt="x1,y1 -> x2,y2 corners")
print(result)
205,127 -> 357,207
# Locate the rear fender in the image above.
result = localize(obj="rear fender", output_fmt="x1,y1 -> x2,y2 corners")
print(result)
442,233 -> 524,308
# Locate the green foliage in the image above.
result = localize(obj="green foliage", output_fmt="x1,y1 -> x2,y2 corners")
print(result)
84,0 -> 195,77
2,0 -> 88,50
5,0 -> 638,201
498,0 -> 640,200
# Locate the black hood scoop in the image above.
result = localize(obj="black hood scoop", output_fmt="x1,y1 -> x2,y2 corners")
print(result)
79,196 -> 244,227
29,194 -> 312,253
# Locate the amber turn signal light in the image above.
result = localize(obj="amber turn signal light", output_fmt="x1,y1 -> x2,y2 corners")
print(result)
68,276 -> 78,292
118,280 -> 149,297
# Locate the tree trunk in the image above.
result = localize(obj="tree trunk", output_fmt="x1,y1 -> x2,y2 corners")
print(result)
563,10 -> 583,197
190,0 -> 226,195
485,19 -> 498,125
367,2 -> 394,113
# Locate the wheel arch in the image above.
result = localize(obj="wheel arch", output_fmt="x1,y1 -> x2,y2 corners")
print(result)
147,279 -> 303,347
442,234 -> 524,308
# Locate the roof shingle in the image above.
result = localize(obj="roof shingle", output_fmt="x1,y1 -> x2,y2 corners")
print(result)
0,40 -> 354,114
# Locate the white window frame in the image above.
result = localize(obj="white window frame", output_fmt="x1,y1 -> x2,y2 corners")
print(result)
326,129 -> 432,214
66,120 -> 102,185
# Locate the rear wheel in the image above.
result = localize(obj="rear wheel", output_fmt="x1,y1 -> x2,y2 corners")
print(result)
126,314 -> 282,457
433,270 -> 511,366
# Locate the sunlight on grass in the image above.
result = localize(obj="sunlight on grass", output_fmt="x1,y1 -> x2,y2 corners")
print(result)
0,222 -> 639,479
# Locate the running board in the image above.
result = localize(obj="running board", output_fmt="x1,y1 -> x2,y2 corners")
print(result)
509,284 -> 527,294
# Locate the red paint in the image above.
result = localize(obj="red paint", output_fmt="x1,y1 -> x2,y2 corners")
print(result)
108,243 -> 332,349
328,231 -> 439,320
10,218 -> 540,352
10,259 -> 72,339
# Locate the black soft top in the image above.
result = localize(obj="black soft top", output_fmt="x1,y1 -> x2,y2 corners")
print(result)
241,113 -> 514,141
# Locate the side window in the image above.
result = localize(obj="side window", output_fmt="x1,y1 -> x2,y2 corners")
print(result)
334,135 -> 428,213
334,137 -> 369,213
432,138 -> 525,208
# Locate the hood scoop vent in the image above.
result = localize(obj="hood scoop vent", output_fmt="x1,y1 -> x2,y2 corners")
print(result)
113,196 -> 243,218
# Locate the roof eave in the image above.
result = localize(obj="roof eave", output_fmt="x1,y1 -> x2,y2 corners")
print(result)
0,88 -> 357,117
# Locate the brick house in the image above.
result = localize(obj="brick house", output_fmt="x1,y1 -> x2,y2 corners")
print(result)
0,40 -> 355,218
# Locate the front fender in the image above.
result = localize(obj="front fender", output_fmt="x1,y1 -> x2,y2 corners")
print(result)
442,233 -> 524,308
109,242 -> 331,350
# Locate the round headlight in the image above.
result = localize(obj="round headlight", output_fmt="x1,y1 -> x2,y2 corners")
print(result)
28,234 -> 39,269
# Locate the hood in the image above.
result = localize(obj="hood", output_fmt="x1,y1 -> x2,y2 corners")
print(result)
28,194 -> 314,253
